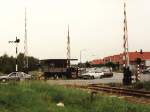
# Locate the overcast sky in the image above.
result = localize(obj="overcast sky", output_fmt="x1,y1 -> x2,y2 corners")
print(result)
0,0 -> 150,62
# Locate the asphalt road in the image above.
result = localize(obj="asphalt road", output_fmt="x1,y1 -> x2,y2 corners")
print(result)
47,73 -> 150,86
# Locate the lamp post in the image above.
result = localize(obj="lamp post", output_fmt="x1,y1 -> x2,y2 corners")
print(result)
80,49 -> 86,64
9,37 -> 20,72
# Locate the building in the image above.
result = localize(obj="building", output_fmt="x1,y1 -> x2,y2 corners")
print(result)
90,52 -> 150,68
40,59 -> 78,79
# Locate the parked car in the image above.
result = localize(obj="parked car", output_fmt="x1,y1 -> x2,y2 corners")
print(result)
81,71 -> 104,79
142,67 -> 150,74
0,72 -> 31,82
80,67 -> 113,79
101,69 -> 113,78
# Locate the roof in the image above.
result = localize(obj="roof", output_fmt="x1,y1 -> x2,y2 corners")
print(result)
129,52 -> 150,61
90,59 -> 104,65
40,59 -> 78,61
90,52 -> 150,65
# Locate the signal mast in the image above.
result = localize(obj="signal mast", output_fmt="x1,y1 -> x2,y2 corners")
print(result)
67,25 -> 71,68
24,8 -> 29,73
123,0 -> 129,68
122,0 -> 132,85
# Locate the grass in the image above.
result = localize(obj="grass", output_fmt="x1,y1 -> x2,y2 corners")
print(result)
130,81 -> 150,91
0,81 -> 150,112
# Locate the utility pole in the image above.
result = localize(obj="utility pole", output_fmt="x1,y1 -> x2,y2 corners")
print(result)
122,0 -> 132,85
24,7 -> 29,73
9,37 -> 20,72
67,25 -> 71,68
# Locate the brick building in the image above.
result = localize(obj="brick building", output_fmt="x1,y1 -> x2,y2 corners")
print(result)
90,52 -> 150,68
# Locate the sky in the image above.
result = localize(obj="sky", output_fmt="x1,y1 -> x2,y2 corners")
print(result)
0,0 -> 150,63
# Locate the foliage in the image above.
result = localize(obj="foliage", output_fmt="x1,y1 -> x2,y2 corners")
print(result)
91,64 -> 105,67
85,61 -> 91,68
0,81 -> 150,112
90,62 -> 120,71
0,54 -> 15,74
105,62 -> 115,68
78,61 -> 91,68
0,53 -> 39,74
136,58 -> 142,64
105,62 -> 119,71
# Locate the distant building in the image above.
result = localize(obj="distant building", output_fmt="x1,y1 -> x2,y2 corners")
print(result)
90,52 -> 150,68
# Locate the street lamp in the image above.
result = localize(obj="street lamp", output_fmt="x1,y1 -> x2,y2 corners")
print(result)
80,49 -> 86,64
9,37 -> 20,72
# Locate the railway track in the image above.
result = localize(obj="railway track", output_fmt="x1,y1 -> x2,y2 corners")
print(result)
66,84 -> 150,98
88,84 -> 150,98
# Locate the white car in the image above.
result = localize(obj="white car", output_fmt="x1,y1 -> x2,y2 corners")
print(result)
81,71 -> 104,79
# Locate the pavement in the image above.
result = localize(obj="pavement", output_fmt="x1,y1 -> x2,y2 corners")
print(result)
46,73 -> 150,86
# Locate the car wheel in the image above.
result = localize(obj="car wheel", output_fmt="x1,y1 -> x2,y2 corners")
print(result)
2,79 -> 6,83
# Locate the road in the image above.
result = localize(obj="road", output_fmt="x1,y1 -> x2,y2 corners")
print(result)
47,73 -> 150,86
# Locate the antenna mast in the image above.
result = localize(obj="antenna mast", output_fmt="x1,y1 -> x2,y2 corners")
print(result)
24,8 -> 29,72
67,25 -> 71,68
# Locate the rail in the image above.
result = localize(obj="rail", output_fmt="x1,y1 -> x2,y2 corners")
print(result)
66,84 -> 150,98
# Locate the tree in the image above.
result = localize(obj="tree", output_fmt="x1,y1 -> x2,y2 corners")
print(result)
28,56 -> 39,71
0,54 -> 15,73
105,62 -> 117,71
136,58 -> 142,65
85,61 -> 91,68
0,53 -> 39,74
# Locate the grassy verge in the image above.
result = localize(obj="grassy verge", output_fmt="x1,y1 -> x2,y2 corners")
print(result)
0,81 -> 150,112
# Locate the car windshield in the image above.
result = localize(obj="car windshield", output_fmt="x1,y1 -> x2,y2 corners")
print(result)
86,67 -> 111,73
9,72 -> 16,76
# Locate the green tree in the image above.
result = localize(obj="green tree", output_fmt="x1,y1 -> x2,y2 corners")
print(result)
105,62 -> 117,71
85,61 -> 91,68
0,54 -> 15,73
0,53 -> 39,74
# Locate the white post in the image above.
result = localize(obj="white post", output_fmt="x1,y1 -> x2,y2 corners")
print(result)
16,41 -> 18,72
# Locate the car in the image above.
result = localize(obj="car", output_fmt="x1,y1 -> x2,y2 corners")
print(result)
101,69 -> 113,78
142,67 -> 150,74
0,72 -> 31,82
81,71 -> 104,79
80,67 -> 113,79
